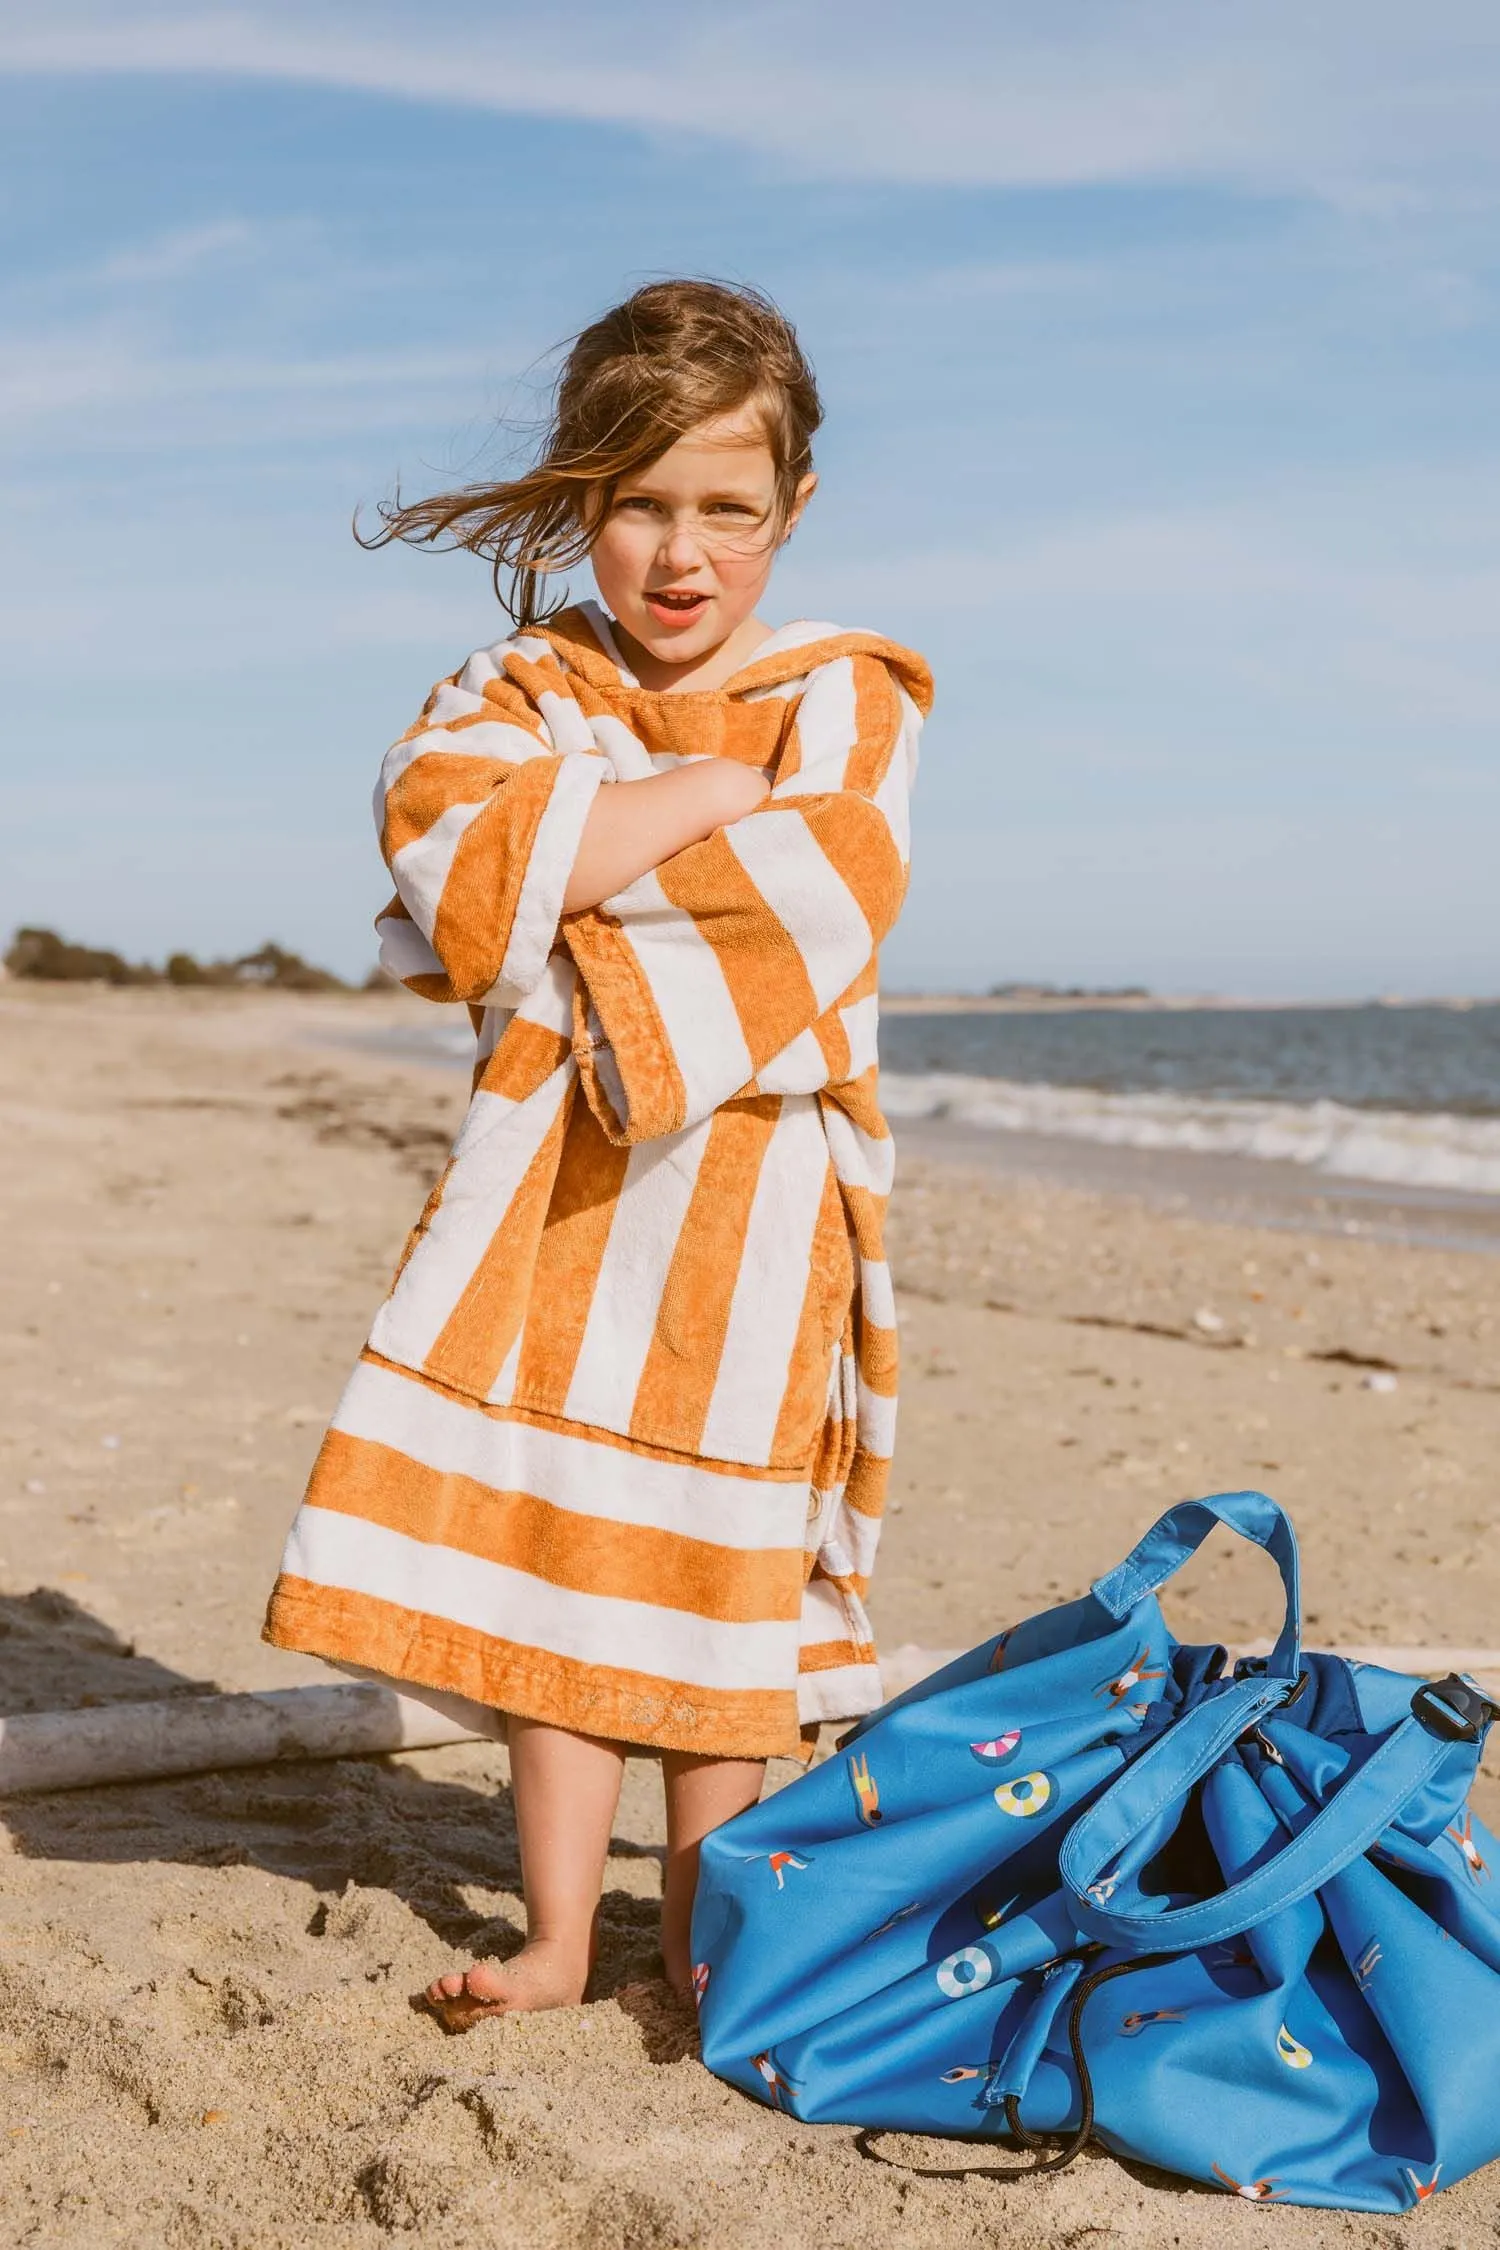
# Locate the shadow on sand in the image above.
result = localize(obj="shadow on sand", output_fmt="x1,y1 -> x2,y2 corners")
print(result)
0,1587 -> 666,1990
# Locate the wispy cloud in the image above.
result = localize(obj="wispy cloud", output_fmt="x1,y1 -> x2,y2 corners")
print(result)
4,1 -> 1500,207
0,328 -> 500,437
99,217 -> 260,284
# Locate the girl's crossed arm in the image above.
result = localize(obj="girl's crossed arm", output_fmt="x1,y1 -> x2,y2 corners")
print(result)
565,650 -> 925,1143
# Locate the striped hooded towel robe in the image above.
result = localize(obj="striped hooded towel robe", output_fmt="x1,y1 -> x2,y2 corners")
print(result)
264,601 -> 932,1760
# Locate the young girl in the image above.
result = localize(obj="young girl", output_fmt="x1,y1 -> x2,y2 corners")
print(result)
264,279 -> 932,2030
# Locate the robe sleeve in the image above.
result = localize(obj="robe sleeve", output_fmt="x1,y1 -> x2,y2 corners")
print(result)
372,649 -> 606,1006
564,653 -> 924,1143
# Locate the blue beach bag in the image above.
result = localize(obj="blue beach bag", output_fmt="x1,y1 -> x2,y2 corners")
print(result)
693,1492 -> 1500,2211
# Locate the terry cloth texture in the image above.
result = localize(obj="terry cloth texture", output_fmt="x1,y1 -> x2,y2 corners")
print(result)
263,601 -> 931,1759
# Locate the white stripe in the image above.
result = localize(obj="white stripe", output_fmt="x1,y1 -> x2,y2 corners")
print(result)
381,715 -> 554,798
700,1097 -> 830,1467
486,1328 -> 523,1408
870,733 -> 912,864
839,991 -> 881,1073
600,868 -> 754,1126
769,655 -> 857,798
535,686 -> 599,755
725,809 -> 871,1012
799,1572 -> 863,1645
497,753 -> 605,997
368,1064 -> 571,1368
754,1025 -> 828,1095
564,1119 -> 714,1432
797,1659 -> 883,1726
390,796 -> 487,936
856,1378 -> 898,1459
376,911 -> 446,986
860,1257 -> 896,1332
586,711 -> 657,779
822,1100 -> 896,1196
817,1499 -> 882,1584
505,951 -> 576,1031
331,1359 -> 810,1550
285,1506 -> 800,1692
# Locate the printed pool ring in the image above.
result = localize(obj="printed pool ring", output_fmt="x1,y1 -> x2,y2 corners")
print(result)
935,1944 -> 997,1999
994,1770 -> 1054,1818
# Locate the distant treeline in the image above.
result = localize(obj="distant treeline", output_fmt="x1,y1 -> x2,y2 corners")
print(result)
4,927 -> 380,993
987,980 -> 1152,1001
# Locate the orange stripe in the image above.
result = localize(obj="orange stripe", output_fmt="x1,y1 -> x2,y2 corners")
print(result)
772,1161 -> 853,1463
512,1095 -> 631,1415
478,1017 -> 571,1103
425,1094 -> 570,1396
355,1350 -> 808,1482
861,1320 -> 899,1395
843,657 -> 903,797
430,758 -> 559,997
263,1578 -> 806,1760
654,826 -> 823,1070
303,1430 -> 803,1624
565,913 -> 689,1142
813,1006 -> 851,1083
797,1636 -> 877,1675
843,1448 -> 890,1518
630,1097 -> 781,1452
382,750 -> 525,859
801,794 -> 906,948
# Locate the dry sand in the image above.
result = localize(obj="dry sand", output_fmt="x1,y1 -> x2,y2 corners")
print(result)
2,982 -> 1497,2249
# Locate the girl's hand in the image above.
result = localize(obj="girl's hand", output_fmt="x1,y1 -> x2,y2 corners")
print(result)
562,758 -> 770,914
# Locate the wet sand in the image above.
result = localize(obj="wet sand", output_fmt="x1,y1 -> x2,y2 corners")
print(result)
2,982 -> 1497,2248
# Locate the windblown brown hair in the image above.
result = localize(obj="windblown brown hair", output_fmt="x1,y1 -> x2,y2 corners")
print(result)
360,279 -> 822,628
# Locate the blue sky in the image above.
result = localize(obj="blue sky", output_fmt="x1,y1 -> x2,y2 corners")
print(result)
2,3 -> 1497,996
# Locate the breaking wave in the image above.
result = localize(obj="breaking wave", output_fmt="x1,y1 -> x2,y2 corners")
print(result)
879,1073 -> 1500,1198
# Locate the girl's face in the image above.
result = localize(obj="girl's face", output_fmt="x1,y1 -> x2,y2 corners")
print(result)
589,400 -> 815,675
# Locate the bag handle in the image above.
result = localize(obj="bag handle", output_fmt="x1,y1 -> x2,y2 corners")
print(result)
1060,1677 -> 1455,1955
1090,1490 -> 1301,1679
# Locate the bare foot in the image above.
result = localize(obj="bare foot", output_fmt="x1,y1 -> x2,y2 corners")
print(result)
422,1937 -> 591,2033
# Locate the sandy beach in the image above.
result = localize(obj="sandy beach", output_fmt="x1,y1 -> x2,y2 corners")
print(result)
2,981 -> 1497,2249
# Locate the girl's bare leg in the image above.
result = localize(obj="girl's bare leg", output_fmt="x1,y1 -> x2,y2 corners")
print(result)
659,1752 -> 765,1998
425,1717 -> 626,2030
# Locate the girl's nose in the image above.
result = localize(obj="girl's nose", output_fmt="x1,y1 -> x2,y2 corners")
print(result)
660,519 -> 704,571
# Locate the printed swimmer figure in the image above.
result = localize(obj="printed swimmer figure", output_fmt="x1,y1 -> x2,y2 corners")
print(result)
751,2051 -> 802,2111
940,2061 -> 1001,2085
987,1630 -> 1013,1674
1211,1942 -> 1257,1971
1403,2165 -> 1442,2205
1096,1644 -> 1167,1708
1448,1812 -> 1489,1881
849,1751 -> 882,1827
743,1849 -> 812,1892
1354,1938 -> 1383,1990
1211,2165 -> 1287,2201
864,1901 -> 921,1942
1119,2007 -> 1185,2037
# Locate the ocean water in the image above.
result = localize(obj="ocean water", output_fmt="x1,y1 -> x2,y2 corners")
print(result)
364,1001 -> 1500,1202
879,1006 -> 1500,1199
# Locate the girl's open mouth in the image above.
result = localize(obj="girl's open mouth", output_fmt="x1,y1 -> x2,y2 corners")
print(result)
644,588 -> 710,624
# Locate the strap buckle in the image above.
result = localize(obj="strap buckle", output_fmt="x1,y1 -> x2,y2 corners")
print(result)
1411,1674 -> 1500,1745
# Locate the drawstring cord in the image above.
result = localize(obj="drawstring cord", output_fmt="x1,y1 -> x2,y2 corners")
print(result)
1001,1951 -> 1177,2174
